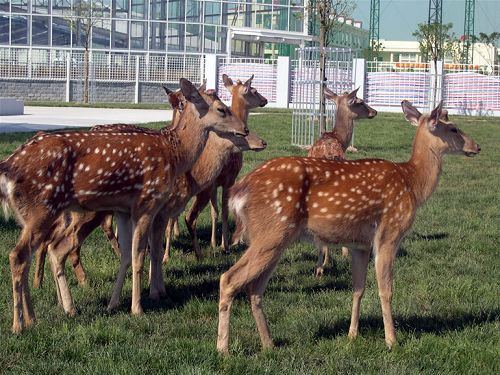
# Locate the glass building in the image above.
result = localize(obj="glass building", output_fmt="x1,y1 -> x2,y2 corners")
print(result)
0,0 -> 307,57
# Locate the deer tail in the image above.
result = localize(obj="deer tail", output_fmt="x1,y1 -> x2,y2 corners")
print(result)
228,180 -> 250,240
0,161 -> 15,221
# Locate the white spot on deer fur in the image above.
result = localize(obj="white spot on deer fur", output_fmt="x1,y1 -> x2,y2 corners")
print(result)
272,189 -> 279,198
320,208 -> 328,213
295,202 -> 300,209
312,202 -> 319,208
280,216 -> 287,222
85,166 -> 90,172
45,184 -> 53,190
278,183 -> 284,191
286,196 -> 292,202
293,166 -> 300,173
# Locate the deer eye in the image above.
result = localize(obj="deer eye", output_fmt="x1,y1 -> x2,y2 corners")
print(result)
217,108 -> 226,117
451,127 -> 458,133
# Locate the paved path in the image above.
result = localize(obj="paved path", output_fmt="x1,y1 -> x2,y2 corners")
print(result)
0,106 -> 173,133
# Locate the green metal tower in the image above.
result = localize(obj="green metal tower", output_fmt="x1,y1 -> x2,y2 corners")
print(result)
368,0 -> 380,60
427,0 -> 443,24
462,0 -> 476,64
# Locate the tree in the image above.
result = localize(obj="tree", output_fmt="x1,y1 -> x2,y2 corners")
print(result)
413,22 -> 456,107
471,32 -> 500,67
308,0 -> 356,133
71,0 -> 105,104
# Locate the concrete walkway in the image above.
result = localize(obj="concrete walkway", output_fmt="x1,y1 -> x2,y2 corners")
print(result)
0,106 -> 173,133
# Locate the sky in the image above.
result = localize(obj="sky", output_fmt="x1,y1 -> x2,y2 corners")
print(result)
351,0 -> 500,41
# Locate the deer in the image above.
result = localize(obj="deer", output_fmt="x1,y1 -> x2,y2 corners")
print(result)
31,83 -> 191,289
170,73 -> 268,260
308,87 -> 377,276
0,78 -> 248,334
216,101 -> 480,353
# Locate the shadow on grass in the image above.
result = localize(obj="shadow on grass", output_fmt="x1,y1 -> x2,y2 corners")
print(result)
314,309 -> 500,340
408,232 -> 449,241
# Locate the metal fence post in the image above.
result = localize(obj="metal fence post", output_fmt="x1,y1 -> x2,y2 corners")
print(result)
66,52 -> 71,102
353,58 -> 366,99
276,56 -> 290,108
135,56 -> 140,104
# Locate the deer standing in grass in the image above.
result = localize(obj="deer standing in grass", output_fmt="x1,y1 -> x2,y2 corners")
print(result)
216,101 -> 480,353
31,83 -> 191,289
167,74 -> 268,260
307,87 -> 377,276
0,78 -> 248,334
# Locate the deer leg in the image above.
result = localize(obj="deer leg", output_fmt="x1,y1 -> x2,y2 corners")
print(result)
101,214 -> 120,257
374,241 -> 398,349
185,191 -> 212,260
217,239 -> 287,353
230,216 -> 244,247
163,218 -> 174,264
108,212 -> 132,312
130,212 -> 156,315
220,187 -> 231,253
348,248 -> 371,340
10,223 -> 50,333
68,245 -> 87,286
149,210 -> 168,301
173,218 -> 180,238
48,244 -> 76,316
341,246 -> 349,257
33,241 -> 49,288
315,244 -> 329,277
210,188 -> 219,249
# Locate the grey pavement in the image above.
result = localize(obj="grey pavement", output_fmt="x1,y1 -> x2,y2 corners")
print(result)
0,106 -> 173,133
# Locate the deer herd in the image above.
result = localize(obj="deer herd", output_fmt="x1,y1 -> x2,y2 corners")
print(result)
0,74 -> 480,354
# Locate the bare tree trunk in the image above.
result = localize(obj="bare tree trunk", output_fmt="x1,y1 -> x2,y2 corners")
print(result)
83,48 -> 89,104
319,24 -> 327,134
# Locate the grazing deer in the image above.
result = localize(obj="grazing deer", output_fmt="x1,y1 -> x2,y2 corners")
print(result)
308,87 -> 377,276
0,78 -> 248,334
216,101 -> 480,353
179,74 -> 268,258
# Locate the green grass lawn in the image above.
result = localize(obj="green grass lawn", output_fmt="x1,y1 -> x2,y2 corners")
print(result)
0,112 -> 498,374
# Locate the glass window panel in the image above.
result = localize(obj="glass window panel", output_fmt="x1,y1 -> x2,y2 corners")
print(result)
204,1 -> 220,24
167,22 -> 183,51
11,15 -> 28,45
0,0 -> 10,12
151,0 -> 167,21
273,6 -> 288,31
52,0 -> 72,16
52,17 -> 72,46
32,15 -> 50,45
168,0 -> 184,22
92,18 -> 111,49
32,0 -> 50,14
186,0 -> 201,23
130,20 -> 145,49
113,19 -> 128,48
289,6 -> 304,33
150,22 -> 166,50
131,0 -> 146,20
11,0 -> 28,13
114,0 -> 129,19
93,0 -> 111,18
0,15 -> 8,44
185,23 -> 200,52
204,25 -> 215,53
73,17 -> 92,48
217,26 -> 227,54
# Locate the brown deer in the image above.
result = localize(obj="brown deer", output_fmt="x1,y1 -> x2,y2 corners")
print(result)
0,78 -> 248,334
31,83 -> 191,289
308,87 -> 377,276
178,74 -> 268,258
216,101 -> 480,353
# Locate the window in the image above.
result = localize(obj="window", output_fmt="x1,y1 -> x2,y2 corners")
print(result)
11,15 -> 28,45
32,15 -> 50,46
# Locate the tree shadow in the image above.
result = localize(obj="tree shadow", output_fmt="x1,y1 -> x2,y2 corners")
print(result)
314,309 -> 500,340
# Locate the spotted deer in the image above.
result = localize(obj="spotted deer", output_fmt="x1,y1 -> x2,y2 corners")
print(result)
31,83 -> 190,289
308,87 -> 377,276
216,101 -> 480,353
0,78 -> 248,334
177,73 -> 268,259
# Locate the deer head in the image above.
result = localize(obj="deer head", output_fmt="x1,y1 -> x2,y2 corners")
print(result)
324,87 -> 377,120
402,100 -> 481,157
223,74 -> 268,109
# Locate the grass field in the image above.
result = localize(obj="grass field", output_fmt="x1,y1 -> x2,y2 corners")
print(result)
0,112 -> 498,374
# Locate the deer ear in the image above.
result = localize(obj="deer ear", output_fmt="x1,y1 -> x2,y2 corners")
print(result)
428,101 -> 444,131
440,108 -> 449,122
324,87 -> 338,100
180,78 -> 209,116
163,84 -> 182,110
401,100 -> 422,126
347,87 -> 360,105
244,74 -> 254,87
198,78 -> 207,93
222,74 -> 234,91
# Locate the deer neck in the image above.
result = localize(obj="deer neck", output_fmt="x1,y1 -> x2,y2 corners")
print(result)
164,112 -> 210,175
333,105 -> 354,151
404,127 -> 444,207
231,96 -> 249,124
